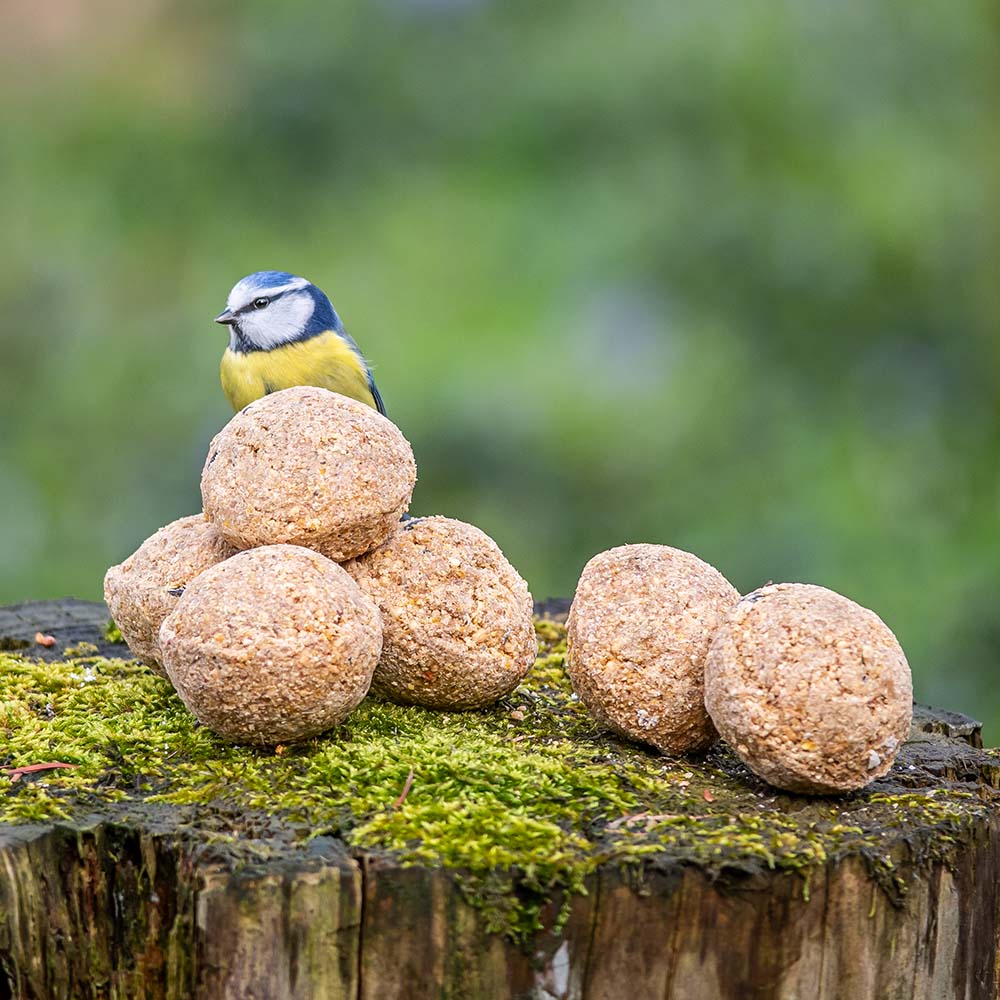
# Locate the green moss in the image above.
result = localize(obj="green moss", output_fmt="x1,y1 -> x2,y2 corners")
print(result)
63,641 -> 101,658
103,620 -> 124,643
0,621 -> 993,941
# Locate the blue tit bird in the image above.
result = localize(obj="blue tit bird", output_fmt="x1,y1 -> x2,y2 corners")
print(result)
213,270 -> 386,415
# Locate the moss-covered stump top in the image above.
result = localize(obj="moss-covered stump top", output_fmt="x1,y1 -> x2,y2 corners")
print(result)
1,599 -> 998,941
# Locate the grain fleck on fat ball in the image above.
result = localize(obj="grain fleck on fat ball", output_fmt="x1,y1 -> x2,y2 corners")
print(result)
705,583 -> 913,794
201,386 -> 416,562
103,515 -> 237,676
343,516 -> 536,709
158,544 -> 382,744
566,544 -> 739,755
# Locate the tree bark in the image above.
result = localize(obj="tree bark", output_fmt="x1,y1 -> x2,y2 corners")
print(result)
1,600 -> 998,1000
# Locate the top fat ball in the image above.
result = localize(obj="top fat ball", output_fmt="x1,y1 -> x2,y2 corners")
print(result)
201,386 -> 416,562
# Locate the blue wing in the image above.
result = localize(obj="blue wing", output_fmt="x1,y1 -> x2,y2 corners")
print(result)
369,374 -> 387,416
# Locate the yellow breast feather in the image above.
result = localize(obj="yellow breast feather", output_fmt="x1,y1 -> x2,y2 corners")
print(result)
220,331 -> 378,412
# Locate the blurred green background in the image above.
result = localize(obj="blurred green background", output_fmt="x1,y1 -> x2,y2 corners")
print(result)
1,1 -> 998,735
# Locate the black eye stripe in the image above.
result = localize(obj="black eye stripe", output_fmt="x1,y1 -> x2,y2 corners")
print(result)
235,288 -> 291,315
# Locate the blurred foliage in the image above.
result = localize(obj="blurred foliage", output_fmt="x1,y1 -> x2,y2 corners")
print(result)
1,0 -> 998,734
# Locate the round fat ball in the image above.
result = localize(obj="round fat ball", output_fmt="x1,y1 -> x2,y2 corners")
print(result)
343,516 -> 535,709
158,544 -> 382,744
201,386 -> 416,562
566,544 -> 739,754
705,583 -> 913,794
103,515 -> 237,676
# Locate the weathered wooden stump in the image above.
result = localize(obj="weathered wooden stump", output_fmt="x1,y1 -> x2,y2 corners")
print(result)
1,599 -> 998,999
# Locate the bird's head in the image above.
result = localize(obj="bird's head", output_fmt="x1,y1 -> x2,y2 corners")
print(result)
214,271 -> 341,352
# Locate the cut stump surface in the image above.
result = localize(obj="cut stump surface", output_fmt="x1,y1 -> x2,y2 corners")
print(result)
1,599 -> 998,1000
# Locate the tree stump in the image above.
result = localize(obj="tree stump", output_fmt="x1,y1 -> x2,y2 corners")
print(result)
1,599 -> 998,1000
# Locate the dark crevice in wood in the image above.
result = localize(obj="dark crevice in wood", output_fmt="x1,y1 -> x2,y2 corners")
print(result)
578,872 -> 601,998
0,962 -> 13,1000
355,856 -> 367,1000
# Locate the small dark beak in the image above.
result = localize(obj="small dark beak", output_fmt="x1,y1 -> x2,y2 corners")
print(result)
214,309 -> 237,325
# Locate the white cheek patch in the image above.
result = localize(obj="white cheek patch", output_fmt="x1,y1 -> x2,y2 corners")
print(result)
240,293 -> 316,349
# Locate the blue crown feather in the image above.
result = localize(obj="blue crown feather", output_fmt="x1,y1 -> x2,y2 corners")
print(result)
244,270 -> 302,291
